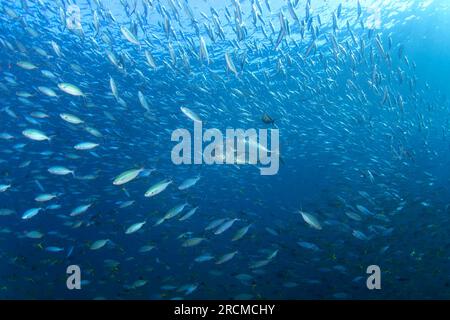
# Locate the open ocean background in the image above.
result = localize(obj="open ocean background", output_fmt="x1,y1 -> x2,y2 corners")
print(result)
0,0 -> 450,299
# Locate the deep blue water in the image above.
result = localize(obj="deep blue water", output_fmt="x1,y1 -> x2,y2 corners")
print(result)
0,0 -> 450,300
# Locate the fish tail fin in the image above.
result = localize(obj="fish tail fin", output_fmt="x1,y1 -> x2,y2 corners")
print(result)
48,135 -> 57,144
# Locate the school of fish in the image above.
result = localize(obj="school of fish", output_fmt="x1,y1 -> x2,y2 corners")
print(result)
0,0 -> 449,299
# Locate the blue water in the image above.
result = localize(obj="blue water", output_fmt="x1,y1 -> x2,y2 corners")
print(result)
0,0 -> 450,300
